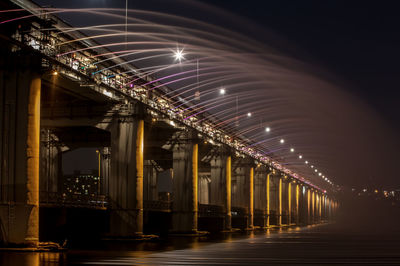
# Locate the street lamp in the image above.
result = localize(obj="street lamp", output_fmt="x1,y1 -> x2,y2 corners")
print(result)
219,87 -> 226,95
290,148 -> 294,152
298,155 -> 302,159
173,48 -> 185,62
265,127 -> 270,132
96,149 -> 101,195
247,112 -> 252,117
280,139 -> 285,144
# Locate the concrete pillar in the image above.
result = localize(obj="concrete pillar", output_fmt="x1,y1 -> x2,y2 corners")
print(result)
40,130 -> 61,197
299,185 -> 308,225
266,173 -> 271,227
307,188 -> 311,224
0,54 -> 41,246
295,184 -> 300,224
210,149 -> 231,230
144,160 -> 158,201
287,181 -> 291,225
232,158 -> 254,229
268,173 -> 279,225
109,118 -> 144,237
254,165 -> 268,228
171,131 -> 198,233
279,177 -> 282,226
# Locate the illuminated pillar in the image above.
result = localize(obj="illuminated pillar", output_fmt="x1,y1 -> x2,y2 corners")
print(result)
172,131 -> 198,233
109,118 -> 144,237
279,177 -> 282,226
296,184 -> 300,224
210,149 -> 231,231
25,75 -> 41,246
307,188 -> 311,224
266,173 -> 271,227
254,165 -> 268,228
249,167 -> 254,229
318,193 -> 322,222
0,54 -> 42,246
288,181 -> 291,225
226,156 -> 232,230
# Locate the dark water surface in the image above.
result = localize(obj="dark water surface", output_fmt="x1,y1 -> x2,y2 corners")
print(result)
1,198 -> 400,265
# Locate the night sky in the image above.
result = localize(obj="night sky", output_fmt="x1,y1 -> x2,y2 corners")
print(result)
34,0 -> 400,189
202,0 -> 400,127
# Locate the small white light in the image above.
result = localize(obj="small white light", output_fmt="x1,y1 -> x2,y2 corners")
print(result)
299,155 -> 302,159
319,173 -> 322,176
290,148 -> 294,152
247,112 -> 252,117
280,139 -> 285,144
305,161 -> 308,164
265,127 -> 270,132
173,48 -> 185,62
220,88 -> 226,95
314,169 -> 317,172
311,165 -> 314,168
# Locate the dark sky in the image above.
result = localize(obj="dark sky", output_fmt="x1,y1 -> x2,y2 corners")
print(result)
33,0 -> 400,189
202,0 -> 400,127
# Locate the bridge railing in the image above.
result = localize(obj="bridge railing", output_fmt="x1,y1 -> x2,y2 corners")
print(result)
39,191 -> 108,209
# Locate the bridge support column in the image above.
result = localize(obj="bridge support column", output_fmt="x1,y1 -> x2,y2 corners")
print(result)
295,184 -> 300,225
109,118 -> 144,237
279,176 -> 283,226
171,131 -> 199,233
287,180 -> 292,225
268,173 -> 279,226
266,173 -> 271,227
232,158 -> 254,229
0,54 -> 41,246
40,130 -> 62,197
299,185 -> 307,225
254,165 -> 268,228
210,149 -> 231,231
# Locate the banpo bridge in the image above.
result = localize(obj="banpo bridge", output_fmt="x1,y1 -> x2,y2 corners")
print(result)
0,0 -> 338,246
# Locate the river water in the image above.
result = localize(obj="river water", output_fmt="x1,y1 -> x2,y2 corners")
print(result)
1,197 -> 400,265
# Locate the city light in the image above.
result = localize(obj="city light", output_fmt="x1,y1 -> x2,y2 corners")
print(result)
311,165 -> 314,168
219,87 -> 226,95
290,148 -> 294,152
299,155 -> 302,159
247,112 -> 252,117
319,173 -> 322,176
305,161 -> 308,164
265,127 -> 270,132
280,139 -> 285,144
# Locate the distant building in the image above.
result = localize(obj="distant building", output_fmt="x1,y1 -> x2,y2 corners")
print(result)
63,169 -> 100,197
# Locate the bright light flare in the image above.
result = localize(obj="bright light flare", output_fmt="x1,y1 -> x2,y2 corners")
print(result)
290,148 -> 294,152
265,127 -> 270,132
173,48 -> 185,62
299,155 -> 302,159
280,139 -> 285,144
220,87 -> 226,95
247,112 -> 252,117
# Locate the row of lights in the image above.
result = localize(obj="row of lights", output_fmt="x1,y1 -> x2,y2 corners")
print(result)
173,49 -> 334,188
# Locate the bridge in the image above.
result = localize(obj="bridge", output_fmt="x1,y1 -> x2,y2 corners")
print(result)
0,0 -> 338,246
